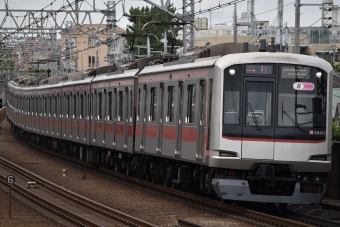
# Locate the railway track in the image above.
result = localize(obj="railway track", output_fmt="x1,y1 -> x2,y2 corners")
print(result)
0,157 -> 157,227
22,140 -> 317,227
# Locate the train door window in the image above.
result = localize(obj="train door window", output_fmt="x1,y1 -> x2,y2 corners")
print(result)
199,81 -> 205,123
28,97 -> 31,115
44,96 -> 47,116
150,87 -> 157,122
137,88 -> 141,122
73,94 -> 77,119
40,96 -> 43,116
98,92 -> 102,120
129,89 -> 133,122
80,94 -> 83,119
186,84 -> 196,123
160,84 -> 164,121
108,91 -> 112,121
167,86 -> 175,122
49,96 -> 52,117
67,94 -> 70,118
35,97 -> 38,116
54,96 -> 57,117
118,90 -> 123,121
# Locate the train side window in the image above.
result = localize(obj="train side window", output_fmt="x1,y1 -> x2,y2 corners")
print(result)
28,97 -> 31,114
73,94 -> 77,119
137,88 -> 141,122
40,96 -> 43,116
186,84 -> 196,124
98,92 -> 102,120
150,87 -> 157,122
35,97 -> 38,116
44,96 -> 47,117
129,89 -> 133,122
49,96 -> 52,117
54,96 -> 57,117
80,94 -> 83,119
108,91 -> 112,121
67,94 -> 70,118
167,86 -> 175,122
118,90 -> 123,122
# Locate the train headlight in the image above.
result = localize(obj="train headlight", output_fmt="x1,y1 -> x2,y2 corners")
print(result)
316,71 -> 322,78
229,69 -> 235,75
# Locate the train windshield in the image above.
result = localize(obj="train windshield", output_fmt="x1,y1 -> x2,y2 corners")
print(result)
278,64 -> 327,129
222,63 -> 327,140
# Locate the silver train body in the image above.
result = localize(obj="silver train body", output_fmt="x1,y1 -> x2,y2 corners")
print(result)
7,52 -> 333,204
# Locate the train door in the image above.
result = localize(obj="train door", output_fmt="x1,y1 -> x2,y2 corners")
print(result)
95,89 -> 105,146
78,92 -> 85,142
127,86 -> 134,152
241,77 -> 276,160
157,83 -> 164,154
104,89 -> 114,148
136,85 -> 147,152
116,87 -> 126,150
180,79 -> 202,160
144,83 -> 161,155
162,81 -> 178,157
71,92 -> 78,141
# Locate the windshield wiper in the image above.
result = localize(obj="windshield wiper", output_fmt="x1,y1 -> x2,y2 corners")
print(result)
247,103 -> 261,130
282,110 -> 305,132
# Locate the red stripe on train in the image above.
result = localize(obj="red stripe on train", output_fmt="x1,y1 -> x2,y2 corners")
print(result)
146,124 -> 158,138
182,127 -> 197,142
106,123 -> 113,134
116,124 -> 124,136
162,125 -> 176,140
222,135 -> 325,143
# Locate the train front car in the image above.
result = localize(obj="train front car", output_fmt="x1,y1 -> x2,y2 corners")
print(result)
210,52 -> 332,204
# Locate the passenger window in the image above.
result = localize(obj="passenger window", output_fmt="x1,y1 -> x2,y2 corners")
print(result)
137,88 -> 141,122
98,92 -> 102,120
67,95 -> 70,118
49,96 -> 52,117
129,89 -> 133,122
150,87 -> 157,122
80,94 -> 83,119
118,91 -> 123,122
167,86 -> 175,122
54,96 -> 57,117
73,94 -> 77,119
108,91 -> 112,121
186,85 -> 196,123
44,97 -> 47,116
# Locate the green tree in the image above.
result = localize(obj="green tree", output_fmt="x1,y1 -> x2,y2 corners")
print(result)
333,121 -> 340,141
126,3 -> 182,56
327,60 -> 340,72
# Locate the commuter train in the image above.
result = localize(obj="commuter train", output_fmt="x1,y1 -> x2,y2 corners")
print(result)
6,42 -> 333,204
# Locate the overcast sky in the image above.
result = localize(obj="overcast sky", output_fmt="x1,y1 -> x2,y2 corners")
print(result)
0,0 -> 339,30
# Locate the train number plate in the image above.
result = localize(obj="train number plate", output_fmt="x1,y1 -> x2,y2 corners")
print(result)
309,130 -> 325,136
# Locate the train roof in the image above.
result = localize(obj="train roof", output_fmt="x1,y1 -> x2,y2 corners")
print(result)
215,52 -> 333,73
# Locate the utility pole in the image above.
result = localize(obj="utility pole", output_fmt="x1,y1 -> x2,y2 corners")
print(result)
294,0 -> 301,54
285,22 -> 288,52
164,30 -> 168,54
233,4 -> 237,43
333,36 -> 337,63
278,0 -> 283,52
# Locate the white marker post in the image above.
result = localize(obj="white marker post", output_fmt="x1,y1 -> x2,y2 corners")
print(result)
6,175 -> 16,219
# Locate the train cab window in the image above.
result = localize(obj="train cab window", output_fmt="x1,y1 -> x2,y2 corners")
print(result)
73,94 -> 77,119
80,94 -> 84,119
186,84 -> 196,124
150,87 -> 157,122
67,94 -> 70,118
223,65 -> 242,125
98,92 -> 102,120
167,86 -> 175,122
278,64 -> 327,129
118,91 -> 123,122
245,82 -> 273,127
108,91 -> 112,121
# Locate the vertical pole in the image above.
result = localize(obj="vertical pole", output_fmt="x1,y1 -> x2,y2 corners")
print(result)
164,30 -> 167,54
233,4 -> 237,43
8,185 -> 11,219
294,0 -> 300,54
278,0 -> 283,52
321,3 -> 324,44
334,36 -> 336,63
96,43 -> 99,68
285,22 -> 288,52
147,36 -> 151,57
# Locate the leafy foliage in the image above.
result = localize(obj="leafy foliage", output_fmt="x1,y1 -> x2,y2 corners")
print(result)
333,121 -> 340,141
327,60 -> 340,72
126,3 -> 182,56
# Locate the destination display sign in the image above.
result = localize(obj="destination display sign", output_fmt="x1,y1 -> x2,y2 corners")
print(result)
281,66 -> 311,79
245,65 -> 273,75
